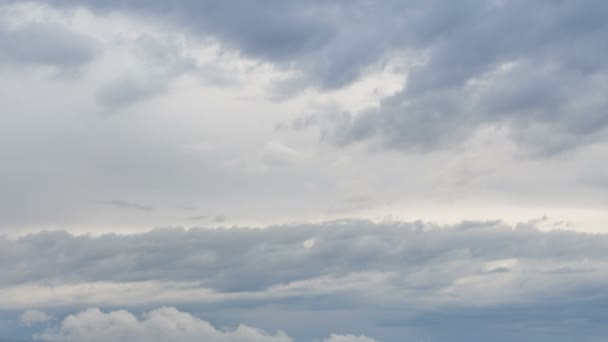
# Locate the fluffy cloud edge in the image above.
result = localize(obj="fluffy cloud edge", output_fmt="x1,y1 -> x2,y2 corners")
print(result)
33,306 -> 377,342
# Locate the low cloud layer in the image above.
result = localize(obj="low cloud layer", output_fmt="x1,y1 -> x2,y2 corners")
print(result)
34,307 -> 377,342
2,220 -> 608,341
36,307 -> 291,342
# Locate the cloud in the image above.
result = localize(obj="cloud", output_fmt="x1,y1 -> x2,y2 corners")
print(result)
41,0 -> 347,88
261,141 -> 302,168
321,1 -> 608,155
187,215 -> 208,220
35,307 -> 292,342
91,200 -> 154,212
325,334 -> 378,342
32,307 -> 382,342
29,0 -> 608,154
2,220 -> 608,297
95,33 -> 198,108
1,1 -> 607,234
0,21 -> 97,69
21,310 -> 50,326
0,220 -> 608,341
96,77 -> 167,109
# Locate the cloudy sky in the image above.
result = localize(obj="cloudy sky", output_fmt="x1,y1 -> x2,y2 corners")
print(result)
1,1 -> 608,341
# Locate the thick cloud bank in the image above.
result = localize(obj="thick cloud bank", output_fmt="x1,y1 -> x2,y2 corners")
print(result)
2,220 -> 608,341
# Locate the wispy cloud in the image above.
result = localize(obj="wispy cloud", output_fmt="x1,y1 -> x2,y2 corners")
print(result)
91,200 -> 154,212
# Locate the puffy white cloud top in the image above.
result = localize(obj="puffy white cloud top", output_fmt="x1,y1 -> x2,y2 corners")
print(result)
36,307 -> 292,342
324,334 -> 378,342
35,307 -> 379,342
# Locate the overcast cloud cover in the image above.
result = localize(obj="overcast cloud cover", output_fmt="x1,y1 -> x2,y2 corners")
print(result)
1,1 -> 608,341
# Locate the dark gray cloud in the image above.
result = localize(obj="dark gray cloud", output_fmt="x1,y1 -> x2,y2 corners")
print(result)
42,0 -> 351,88
29,0 -> 608,154
3,219 -> 607,290
325,1 -> 608,154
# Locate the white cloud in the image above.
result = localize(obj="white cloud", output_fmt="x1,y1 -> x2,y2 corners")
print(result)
324,334 -> 378,342
34,307 -> 376,342
35,307 -> 292,342
1,221 -> 608,328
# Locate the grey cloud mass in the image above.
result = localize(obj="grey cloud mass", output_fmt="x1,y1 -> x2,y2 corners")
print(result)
2,220 -> 608,341
31,0 -> 608,153
96,34 -> 198,108
0,21 -> 96,68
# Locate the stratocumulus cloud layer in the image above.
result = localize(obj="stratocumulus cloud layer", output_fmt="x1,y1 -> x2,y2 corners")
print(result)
1,221 -> 608,341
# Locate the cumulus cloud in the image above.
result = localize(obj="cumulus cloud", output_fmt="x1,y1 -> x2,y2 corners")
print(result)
324,334 -> 378,342
32,307 -> 379,342
35,307 -> 292,342
21,310 -> 50,326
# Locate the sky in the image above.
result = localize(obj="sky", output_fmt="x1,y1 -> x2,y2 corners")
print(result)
0,1 -> 608,341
